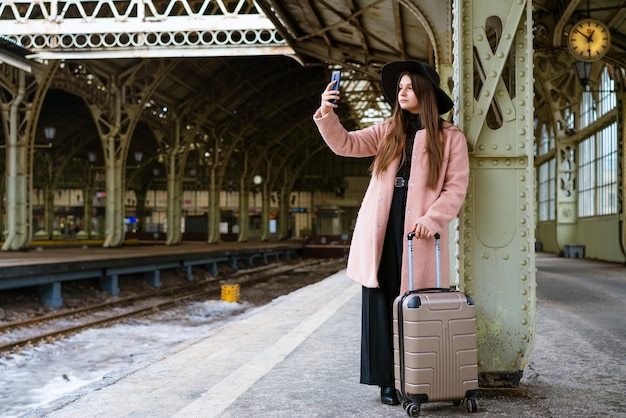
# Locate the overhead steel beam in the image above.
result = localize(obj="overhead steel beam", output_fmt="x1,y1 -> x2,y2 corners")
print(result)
0,0 -> 293,59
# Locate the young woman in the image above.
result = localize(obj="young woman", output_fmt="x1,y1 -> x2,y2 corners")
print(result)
313,61 -> 470,405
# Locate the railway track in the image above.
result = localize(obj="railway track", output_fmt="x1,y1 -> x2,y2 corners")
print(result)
0,258 -> 345,354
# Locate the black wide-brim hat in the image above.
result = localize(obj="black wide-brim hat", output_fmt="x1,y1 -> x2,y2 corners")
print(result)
381,60 -> 454,114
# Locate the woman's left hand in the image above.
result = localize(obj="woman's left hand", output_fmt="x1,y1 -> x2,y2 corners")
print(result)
412,223 -> 431,239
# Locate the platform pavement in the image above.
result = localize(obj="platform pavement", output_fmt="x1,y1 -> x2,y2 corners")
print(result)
21,258 -> 622,418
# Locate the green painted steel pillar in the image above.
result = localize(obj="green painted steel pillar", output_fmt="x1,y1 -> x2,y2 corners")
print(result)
99,85 -> 127,249
555,142 -> 578,251
102,128 -> 127,248
617,83 -> 626,254
1,62 -> 58,251
1,71 -> 29,250
165,122 -> 186,246
82,60 -> 177,248
454,0 -> 536,387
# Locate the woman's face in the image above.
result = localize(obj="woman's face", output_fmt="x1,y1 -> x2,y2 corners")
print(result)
397,74 -> 419,114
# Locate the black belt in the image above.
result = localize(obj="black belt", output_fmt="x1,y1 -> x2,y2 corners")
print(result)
394,177 -> 407,188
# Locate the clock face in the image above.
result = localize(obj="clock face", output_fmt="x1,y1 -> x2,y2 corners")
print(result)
568,19 -> 611,61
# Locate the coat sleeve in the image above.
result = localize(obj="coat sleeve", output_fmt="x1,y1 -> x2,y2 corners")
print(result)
313,108 -> 388,157
413,127 -> 470,235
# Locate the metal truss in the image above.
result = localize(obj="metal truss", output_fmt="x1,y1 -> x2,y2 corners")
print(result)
0,0 -> 293,59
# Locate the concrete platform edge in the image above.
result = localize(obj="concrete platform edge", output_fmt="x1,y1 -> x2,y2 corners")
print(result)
20,269 -> 359,418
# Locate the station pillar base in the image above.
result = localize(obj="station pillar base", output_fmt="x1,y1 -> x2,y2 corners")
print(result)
479,371 -> 523,388
99,276 -> 120,296
39,282 -> 63,308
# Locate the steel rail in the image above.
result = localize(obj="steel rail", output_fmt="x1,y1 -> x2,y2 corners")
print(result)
0,259 -> 337,353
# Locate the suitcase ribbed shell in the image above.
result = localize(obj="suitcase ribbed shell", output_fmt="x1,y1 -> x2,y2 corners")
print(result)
393,290 -> 479,402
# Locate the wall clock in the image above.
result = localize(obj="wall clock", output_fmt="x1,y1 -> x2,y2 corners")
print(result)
568,18 -> 611,62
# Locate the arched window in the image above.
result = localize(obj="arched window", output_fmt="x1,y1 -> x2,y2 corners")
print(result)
597,66 -> 616,118
580,86 -> 596,129
537,121 -> 554,156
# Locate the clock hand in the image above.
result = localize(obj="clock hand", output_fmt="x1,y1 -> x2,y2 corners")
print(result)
574,28 -> 592,42
588,29 -> 595,42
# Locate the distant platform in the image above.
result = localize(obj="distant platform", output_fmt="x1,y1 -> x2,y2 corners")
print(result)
0,240 -> 303,307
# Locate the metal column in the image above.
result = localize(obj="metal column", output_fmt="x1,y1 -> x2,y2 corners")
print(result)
454,0 -> 536,387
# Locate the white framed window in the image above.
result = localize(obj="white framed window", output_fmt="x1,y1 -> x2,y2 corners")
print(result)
580,89 -> 596,130
538,159 -> 556,221
597,67 -> 616,117
578,65 -> 617,218
536,123 -> 554,157
578,122 -> 618,217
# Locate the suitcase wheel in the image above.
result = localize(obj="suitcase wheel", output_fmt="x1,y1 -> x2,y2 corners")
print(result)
466,398 -> 478,413
404,402 -> 420,417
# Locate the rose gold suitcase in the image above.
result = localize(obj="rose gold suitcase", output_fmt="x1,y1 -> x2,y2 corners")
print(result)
393,232 -> 478,416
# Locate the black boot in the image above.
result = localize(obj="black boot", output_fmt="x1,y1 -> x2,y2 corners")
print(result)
380,386 -> 400,405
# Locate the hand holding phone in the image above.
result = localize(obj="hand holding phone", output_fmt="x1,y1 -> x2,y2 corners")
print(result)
330,70 -> 341,104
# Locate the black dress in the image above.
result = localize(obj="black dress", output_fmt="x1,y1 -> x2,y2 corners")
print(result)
360,113 -> 421,387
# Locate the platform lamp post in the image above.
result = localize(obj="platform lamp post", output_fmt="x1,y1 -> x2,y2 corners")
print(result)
44,126 -> 55,147
573,60 -> 592,88
134,151 -> 143,167
252,175 -> 262,212
42,125 -> 56,240
84,151 -> 98,238
189,168 -> 197,214
127,151 -> 143,226
152,167 -> 160,236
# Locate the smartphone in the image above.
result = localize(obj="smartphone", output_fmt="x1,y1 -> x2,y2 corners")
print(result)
330,70 -> 341,104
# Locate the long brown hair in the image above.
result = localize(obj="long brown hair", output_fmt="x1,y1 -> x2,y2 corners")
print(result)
371,71 -> 444,189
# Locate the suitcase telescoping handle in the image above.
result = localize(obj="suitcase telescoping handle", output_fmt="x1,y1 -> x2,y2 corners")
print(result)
407,231 -> 442,292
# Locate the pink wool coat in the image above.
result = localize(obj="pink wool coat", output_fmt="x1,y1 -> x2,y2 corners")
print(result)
313,109 -> 469,294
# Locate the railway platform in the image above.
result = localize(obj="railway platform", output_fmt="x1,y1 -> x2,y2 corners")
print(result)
0,240 -> 302,307
18,253 -> 626,417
